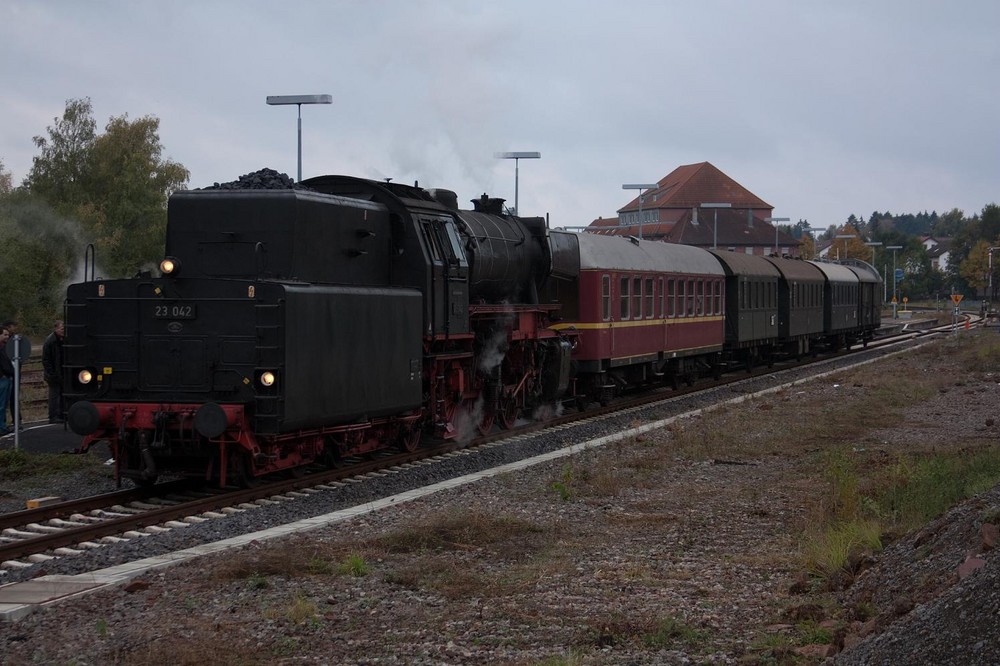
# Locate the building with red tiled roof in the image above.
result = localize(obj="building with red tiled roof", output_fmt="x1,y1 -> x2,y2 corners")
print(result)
587,162 -> 800,257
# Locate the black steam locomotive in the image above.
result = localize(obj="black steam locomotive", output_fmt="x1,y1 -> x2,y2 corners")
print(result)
64,172 -> 578,486
64,170 -> 881,487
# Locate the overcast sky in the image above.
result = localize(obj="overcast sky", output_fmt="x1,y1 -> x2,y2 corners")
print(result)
2,0 -> 997,230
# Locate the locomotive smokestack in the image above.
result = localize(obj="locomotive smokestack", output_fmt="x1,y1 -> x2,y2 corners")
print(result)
472,193 -> 506,215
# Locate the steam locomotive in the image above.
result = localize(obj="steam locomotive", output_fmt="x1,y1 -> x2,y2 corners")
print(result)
63,171 -> 881,487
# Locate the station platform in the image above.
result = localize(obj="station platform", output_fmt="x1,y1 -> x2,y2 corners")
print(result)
0,421 -> 86,455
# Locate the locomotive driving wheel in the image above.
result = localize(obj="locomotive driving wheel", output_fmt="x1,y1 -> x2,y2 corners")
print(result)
498,392 -> 520,430
467,398 -> 495,435
397,426 -> 422,452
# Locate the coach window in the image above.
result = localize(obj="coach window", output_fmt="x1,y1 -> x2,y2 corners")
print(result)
620,276 -> 630,320
645,277 -> 654,319
696,280 -> 705,316
677,280 -> 685,317
714,280 -> 722,314
657,277 -> 664,318
667,279 -> 676,317
602,275 -> 611,321
687,279 -> 695,316
633,277 -> 642,319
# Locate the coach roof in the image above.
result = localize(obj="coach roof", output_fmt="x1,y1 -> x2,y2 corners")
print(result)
807,261 -> 860,284
574,232 -> 725,276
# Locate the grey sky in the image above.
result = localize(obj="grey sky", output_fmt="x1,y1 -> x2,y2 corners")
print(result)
1,0 -> 997,230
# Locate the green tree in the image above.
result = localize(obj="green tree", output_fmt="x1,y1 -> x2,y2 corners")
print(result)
22,99 -> 188,277
799,233 -> 817,259
81,113 -> 189,276
960,240 -> 993,298
22,98 -> 97,215
0,159 -> 12,195
932,208 -> 967,237
0,195 -> 83,334
980,204 -> 1000,245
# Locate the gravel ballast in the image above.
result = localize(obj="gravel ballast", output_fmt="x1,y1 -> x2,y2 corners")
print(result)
1,331 -> 998,664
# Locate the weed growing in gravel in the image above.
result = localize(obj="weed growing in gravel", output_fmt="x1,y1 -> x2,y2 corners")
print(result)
306,554 -> 334,575
337,553 -> 370,577
551,463 -> 574,500
533,650 -> 588,666
640,614 -> 707,649
95,618 -> 109,639
796,621 -> 834,645
749,632 -> 796,661
246,572 -> 270,590
263,591 -> 319,625
583,613 -> 706,651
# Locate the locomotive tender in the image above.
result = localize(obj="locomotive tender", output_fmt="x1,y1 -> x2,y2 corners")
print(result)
64,171 -> 881,486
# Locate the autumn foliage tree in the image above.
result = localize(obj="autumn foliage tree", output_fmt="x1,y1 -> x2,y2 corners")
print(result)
1,98 -> 189,333
24,97 -> 189,278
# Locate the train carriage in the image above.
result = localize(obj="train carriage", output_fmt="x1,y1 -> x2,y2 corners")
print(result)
843,260 -> 883,342
548,232 -> 725,397
762,256 -> 826,356
808,261 -> 862,349
709,251 -> 780,368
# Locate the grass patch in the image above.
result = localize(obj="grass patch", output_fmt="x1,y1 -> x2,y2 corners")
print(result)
583,613 -> 706,651
875,446 -> 1000,529
336,553 -> 369,577
0,448 -> 105,481
375,508 -> 548,557
803,443 -> 1000,583
749,632 -> 797,662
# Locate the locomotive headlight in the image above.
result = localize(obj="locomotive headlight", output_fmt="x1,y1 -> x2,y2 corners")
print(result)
159,257 -> 180,276
78,369 -> 94,385
259,371 -> 276,387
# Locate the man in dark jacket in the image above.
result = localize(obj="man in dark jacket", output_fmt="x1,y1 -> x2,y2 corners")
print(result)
0,327 -> 13,435
2,319 -> 17,428
42,320 -> 65,423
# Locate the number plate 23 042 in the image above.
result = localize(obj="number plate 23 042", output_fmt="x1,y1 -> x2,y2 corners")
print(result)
154,303 -> 197,319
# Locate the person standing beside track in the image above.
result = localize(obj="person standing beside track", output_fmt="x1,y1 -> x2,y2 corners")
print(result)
42,319 -> 65,424
2,319 -> 19,429
0,327 -> 14,435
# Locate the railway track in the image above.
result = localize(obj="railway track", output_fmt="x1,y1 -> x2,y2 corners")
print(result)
0,322 -> 958,577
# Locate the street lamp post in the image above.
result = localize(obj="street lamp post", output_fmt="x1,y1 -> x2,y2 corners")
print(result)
701,203 -> 732,250
887,245 -> 903,318
834,234 -> 855,261
765,217 -> 790,256
987,247 -> 1000,317
266,95 -> 332,182
623,183 -> 659,239
494,152 -> 541,216
865,241 -> 883,300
